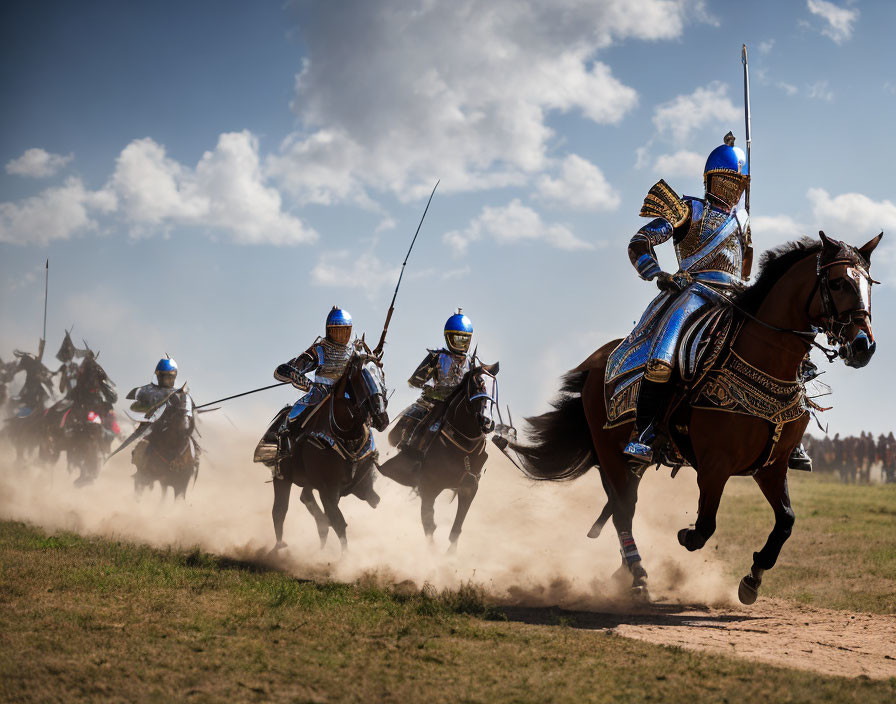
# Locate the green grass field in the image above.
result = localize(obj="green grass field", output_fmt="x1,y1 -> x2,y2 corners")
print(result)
714,472 -> 896,614
2,476 -> 896,704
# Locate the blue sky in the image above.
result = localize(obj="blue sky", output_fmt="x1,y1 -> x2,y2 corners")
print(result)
2,0 -> 894,437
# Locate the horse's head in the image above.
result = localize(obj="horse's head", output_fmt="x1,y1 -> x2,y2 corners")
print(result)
346,354 -> 390,432
156,387 -> 194,435
460,361 -> 500,435
813,231 -> 882,368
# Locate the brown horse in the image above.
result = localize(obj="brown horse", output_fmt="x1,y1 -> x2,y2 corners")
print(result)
512,232 -> 881,603
377,362 -> 499,553
271,353 -> 389,552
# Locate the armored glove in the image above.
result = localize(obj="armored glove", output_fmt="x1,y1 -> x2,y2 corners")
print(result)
656,271 -> 692,293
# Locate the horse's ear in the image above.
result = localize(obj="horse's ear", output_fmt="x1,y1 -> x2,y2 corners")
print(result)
857,232 -> 883,263
819,230 -> 841,250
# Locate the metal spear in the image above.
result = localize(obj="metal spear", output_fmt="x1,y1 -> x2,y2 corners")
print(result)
372,180 -> 439,359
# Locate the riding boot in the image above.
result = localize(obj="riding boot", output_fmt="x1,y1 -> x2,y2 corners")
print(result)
788,443 -> 813,471
624,378 -> 674,465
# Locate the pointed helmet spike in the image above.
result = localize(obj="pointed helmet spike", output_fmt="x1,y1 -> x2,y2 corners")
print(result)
723,132 -> 735,146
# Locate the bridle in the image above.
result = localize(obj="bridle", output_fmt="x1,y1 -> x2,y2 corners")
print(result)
733,250 -> 876,363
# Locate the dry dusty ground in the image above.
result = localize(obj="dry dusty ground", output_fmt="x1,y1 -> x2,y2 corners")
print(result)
570,598 -> 896,679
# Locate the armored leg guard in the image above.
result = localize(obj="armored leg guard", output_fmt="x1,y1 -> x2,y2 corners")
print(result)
624,378 -> 674,465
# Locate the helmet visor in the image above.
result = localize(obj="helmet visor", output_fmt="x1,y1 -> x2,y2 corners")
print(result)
156,371 -> 177,388
445,331 -> 472,353
327,325 -> 352,345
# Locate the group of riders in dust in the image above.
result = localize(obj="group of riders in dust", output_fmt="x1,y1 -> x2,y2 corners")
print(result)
1,125 -> 883,606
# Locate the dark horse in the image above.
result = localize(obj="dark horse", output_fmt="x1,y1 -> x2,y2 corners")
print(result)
512,232 -> 881,603
131,388 -> 201,499
271,353 -> 389,552
378,362 -> 500,553
40,354 -> 119,487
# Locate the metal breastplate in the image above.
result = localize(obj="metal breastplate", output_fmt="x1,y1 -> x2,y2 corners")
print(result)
135,383 -> 173,409
432,352 -> 469,394
674,199 -> 745,278
312,338 -> 352,384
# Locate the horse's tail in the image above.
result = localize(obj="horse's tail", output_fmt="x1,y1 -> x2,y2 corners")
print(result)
511,370 -> 596,481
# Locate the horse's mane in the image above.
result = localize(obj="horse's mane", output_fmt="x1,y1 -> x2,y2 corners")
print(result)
733,237 -> 821,314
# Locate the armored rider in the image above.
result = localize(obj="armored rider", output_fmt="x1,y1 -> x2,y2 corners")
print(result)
623,133 -> 810,470
394,309 -> 492,456
9,347 -> 54,417
127,357 -> 179,417
254,306 -> 355,468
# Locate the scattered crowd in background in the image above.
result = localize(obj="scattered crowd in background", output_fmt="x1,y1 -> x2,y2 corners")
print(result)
803,432 -> 896,484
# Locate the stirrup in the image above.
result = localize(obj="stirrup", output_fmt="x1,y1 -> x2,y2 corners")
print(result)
788,444 -> 813,472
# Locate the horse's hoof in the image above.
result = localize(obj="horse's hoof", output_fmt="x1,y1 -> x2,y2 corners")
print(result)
677,528 -> 689,547
274,540 -> 288,550
446,542 -> 458,556
318,535 -> 328,550
630,584 -> 651,602
366,491 -> 381,509
738,575 -> 760,605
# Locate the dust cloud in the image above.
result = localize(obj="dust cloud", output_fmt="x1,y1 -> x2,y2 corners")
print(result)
0,417 -> 737,609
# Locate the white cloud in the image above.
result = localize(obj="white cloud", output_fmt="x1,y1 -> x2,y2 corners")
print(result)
777,82 -> 799,96
5,148 -> 73,178
751,215 -> 807,240
806,80 -> 834,101
806,0 -> 858,44
110,132 -> 317,245
535,155 -> 620,211
807,188 -> 896,235
443,199 -> 593,255
0,177 -> 116,245
311,249 -> 400,298
652,81 -> 740,142
653,150 -> 705,179
758,39 -> 775,54
270,0 -> 693,204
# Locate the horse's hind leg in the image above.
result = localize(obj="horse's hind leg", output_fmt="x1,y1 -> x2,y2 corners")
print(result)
447,475 -> 479,554
350,464 -> 380,509
272,477 -> 292,550
300,486 -> 330,549
739,463 -> 793,605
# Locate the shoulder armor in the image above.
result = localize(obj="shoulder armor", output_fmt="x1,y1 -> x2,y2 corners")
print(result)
640,179 -> 689,228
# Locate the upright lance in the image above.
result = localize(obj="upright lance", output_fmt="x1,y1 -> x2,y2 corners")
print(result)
742,44 -> 752,215
38,259 -> 48,362
372,179 -> 439,359
741,44 -> 754,280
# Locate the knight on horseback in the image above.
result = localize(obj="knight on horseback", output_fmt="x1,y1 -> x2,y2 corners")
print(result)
54,330 -> 88,397
392,309 -> 493,463
253,306 -> 356,473
127,357 -> 179,416
621,133 -> 811,470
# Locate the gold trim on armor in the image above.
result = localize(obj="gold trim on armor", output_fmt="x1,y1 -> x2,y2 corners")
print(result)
639,180 -> 689,228
644,359 -> 673,383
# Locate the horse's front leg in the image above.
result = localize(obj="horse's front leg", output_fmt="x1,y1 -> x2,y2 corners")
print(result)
678,466 -> 728,551
318,480 -> 348,553
447,472 -> 479,554
739,462 -> 794,605
299,486 -> 330,549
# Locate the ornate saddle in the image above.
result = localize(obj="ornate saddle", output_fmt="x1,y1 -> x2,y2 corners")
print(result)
604,301 -> 733,428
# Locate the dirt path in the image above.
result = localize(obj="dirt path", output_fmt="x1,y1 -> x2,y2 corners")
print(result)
605,598 -> 896,680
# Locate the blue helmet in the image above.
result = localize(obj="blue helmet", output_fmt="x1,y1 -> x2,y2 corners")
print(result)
325,306 -> 352,345
703,132 -> 749,208
155,357 -> 178,388
444,309 -> 473,354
